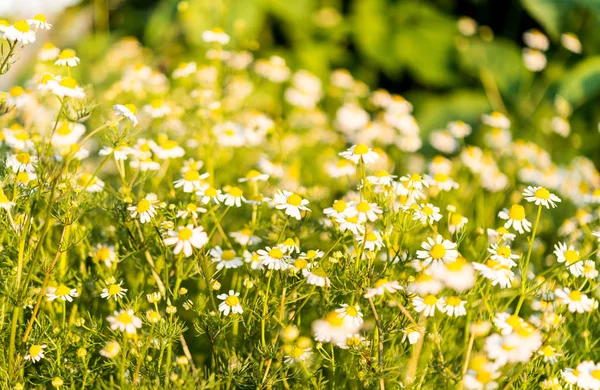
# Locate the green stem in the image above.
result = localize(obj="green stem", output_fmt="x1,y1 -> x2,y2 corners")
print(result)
515,204 -> 542,315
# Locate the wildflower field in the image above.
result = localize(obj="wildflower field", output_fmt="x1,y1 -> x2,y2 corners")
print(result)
3,0 -> 600,388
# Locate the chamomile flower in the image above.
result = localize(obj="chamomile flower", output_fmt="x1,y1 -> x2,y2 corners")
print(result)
364,279 -> 403,298
408,272 -> 443,296
174,169 -> 209,193
0,189 -> 15,211
274,190 -> 311,220
427,173 -> 459,191
197,187 -> 222,205
258,246 -> 291,270
312,312 -> 359,344
336,213 -> 365,235
358,230 -> 384,252
24,344 -> 47,363
99,145 -> 133,161
220,186 -> 247,207
230,228 -> 261,246
462,363 -> 500,390
366,170 -> 397,186
481,112 -> 510,129
326,159 -> 357,177
172,61 -> 197,79
51,121 -> 86,148
50,77 -> 85,99
144,100 -> 172,118
498,205 -> 532,234
38,43 -> 60,61
128,194 -> 159,223
217,290 -> 243,316
337,334 -> 369,350
583,260 -> 598,279
413,294 -> 445,317
55,49 -> 80,67
335,304 -> 363,327
5,20 -> 36,44
523,186 -> 561,208
440,296 -> 467,317
27,14 -> 52,30
413,203 -> 442,225
107,310 -> 142,335
210,246 -> 243,270
244,250 -> 264,270
449,213 -> 468,234
561,32 -> 582,54
284,346 -> 312,363
554,288 -> 596,313
554,242 -> 584,277
473,261 -> 515,288
164,225 -> 209,257
538,345 -> 560,364
46,285 -> 79,302
100,341 -> 121,358
113,104 -> 138,127
202,28 -> 230,45
488,244 -> 520,267
151,137 -> 185,159
91,244 -> 117,267
6,152 -> 37,173
339,144 -> 379,165
349,201 -> 382,223
238,169 -> 269,183
447,120 -> 472,138
303,263 -> 331,287
100,281 -> 128,301
323,199 -> 350,218
416,235 -> 459,268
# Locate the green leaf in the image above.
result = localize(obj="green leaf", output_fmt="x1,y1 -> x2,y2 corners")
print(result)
458,38 -> 531,99
350,0 -> 396,72
409,90 -> 491,133
558,56 -> 600,108
520,0 -> 571,38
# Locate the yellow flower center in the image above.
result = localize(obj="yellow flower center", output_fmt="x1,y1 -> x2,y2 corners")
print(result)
221,250 -> 236,261
326,312 -> 344,327
434,173 -> 448,182
365,232 -> 378,242
55,285 -> 72,297
205,187 -> 217,197
375,170 -> 389,177
0,191 -> 9,203
229,187 -> 243,197
34,14 -> 47,22
124,104 -> 137,114
57,122 -> 72,135
446,296 -> 461,307
10,86 -> 24,97
497,246 -> 511,258
161,140 -> 178,150
568,290 -> 582,301
430,244 -> 446,259
108,284 -> 122,295
422,206 -> 433,216
116,311 -> 133,324
540,346 -> 554,357
564,249 -> 579,264
345,306 -> 358,316
311,267 -> 327,277
246,169 -> 261,179
333,200 -> 346,212
137,199 -> 151,213
356,201 -> 370,213
306,250 -> 317,259
59,49 -> 76,59
183,170 -> 200,181
287,194 -> 303,206
97,247 -> 111,261
475,370 -> 492,384
14,20 -> 30,33
16,152 -> 31,164
374,279 -> 389,288
592,370 -> 600,380
225,295 -> 240,306
423,295 -> 438,305
353,144 -> 369,155
29,345 -> 42,357
59,77 -> 78,88
178,227 -> 193,241
16,172 -> 30,184
534,188 -> 550,200
450,213 -> 464,226
506,315 -> 522,329
294,258 -> 308,269
508,204 -> 525,220
410,173 -> 421,182
269,247 -> 284,259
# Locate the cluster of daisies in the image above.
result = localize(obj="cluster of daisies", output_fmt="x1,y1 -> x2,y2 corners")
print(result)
3,12 -> 600,390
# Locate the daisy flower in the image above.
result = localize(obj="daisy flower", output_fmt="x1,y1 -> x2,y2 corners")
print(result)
413,203 -> 442,225
27,14 -> 52,30
230,227 -> 261,246
238,169 -> 269,183
538,345 -> 560,364
217,290 -> 243,316
101,281 -> 128,301
498,205 -> 531,234
50,77 -> 85,99
24,344 -> 47,363
174,169 -> 209,193
6,152 -> 37,173
357,230 -> 384,252
99,145 -> 133,161
210,246 -> 243,270
339,144 -> 379,165
172,61 -> 197,79
462,364 -> 500,390
197,187 -> 222,205
554,242 -> 584,277
554,288 -> 596,313
402,326 -> 422,345
449,213 -> 468,234
303,263 -> 331,287
46,285 -> 79,302
128,194 -> 159,223
244,250 -> 264,270
258,246 -> 291,270
364,279 -> 403,298
400,173 -> 430,192
416,235 -> 459,268
561,32 -> 582,54
473,261 -> 514,288
427,173 -> 459,191
447,120 -> 472,138
413,294 -> 445,317
113,104 -> 138,127
219,186 -> 246,207
335,304 -> 363,327
51,121 -> 86,148
54,49 -> 80,67
366,170 -> 397,186
107,310 -> 142,335
202,27 -> 230,45
284,346 -> 312,363
523,186 -> 561,208
163,225 -> 209,257
0,190 -> 16,211
312,312 -> 359,344
337,334 -> 369,350
91,244 -> 117,267
440,296 -> 467,317
488,243 -> 520,267
349,201 -> 382,223
100,341 -> 121,358
481,111 -> 510,129
273,190 -> 310,220
583,260 -> 598,279
336,213 -> 365,235
151,138 -> 185,159
5,20 -> 36,44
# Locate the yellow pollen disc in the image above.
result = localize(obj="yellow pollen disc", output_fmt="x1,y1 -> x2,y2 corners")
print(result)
446,296 -> 461,306
506,315 -> 522,328
59,49 -> 76,59
57,122 -> 72,135
269,247 -> 284,259
187,203 -> 198,211
326,312 -> 344,327
97,247 -> 110,260
430,244 -> 446,259
287,194 -> 303,206
353,144 -> 369,155
205,187 -> 217,197
16,152 -> 31,164
34,14 -> 47,22
178,228 -> 193,240
124,104 -> 137,114
434,173 -> 448,182
422,206 -> 433,216
564,249 -> 579,264
568,290 -> 582,301
508,204 -> 525,220
16,172 -> 30,184
311,267 -> 327,277
10,86 -> 24,97
29,345 -> 42,357
497,246 -> 511,258
184,170 -> 200,181
116,311 -> 133,324
416,273 -> 433,282
229,187 -> 243,197
345,306 -> 358,316
246,169 -> 261,179
346,215 -> 359,223
55,285 -> 71,297
294,259 -> 308,269
423,295 -> 438,305
592,370 -> 600,380
375,170 -> 389,177
108,285 -> 122,295
161,140 -> 178,150
306,250 -> 317,259
225,295 -> 240,306
14,20 -> 30,33
374,279 -> 389,288
356,201 -> 370,212
450,213 -> 463,226
365,232 -> 378,242
540,346 -> 554,357
534,188 -> 550,200
136,199 -> 151,213
59,77 -> 78,88
475,371 -> 492,384
221,250 -> 236,261
0,192 -> 9,203
410,173 -> 421,181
